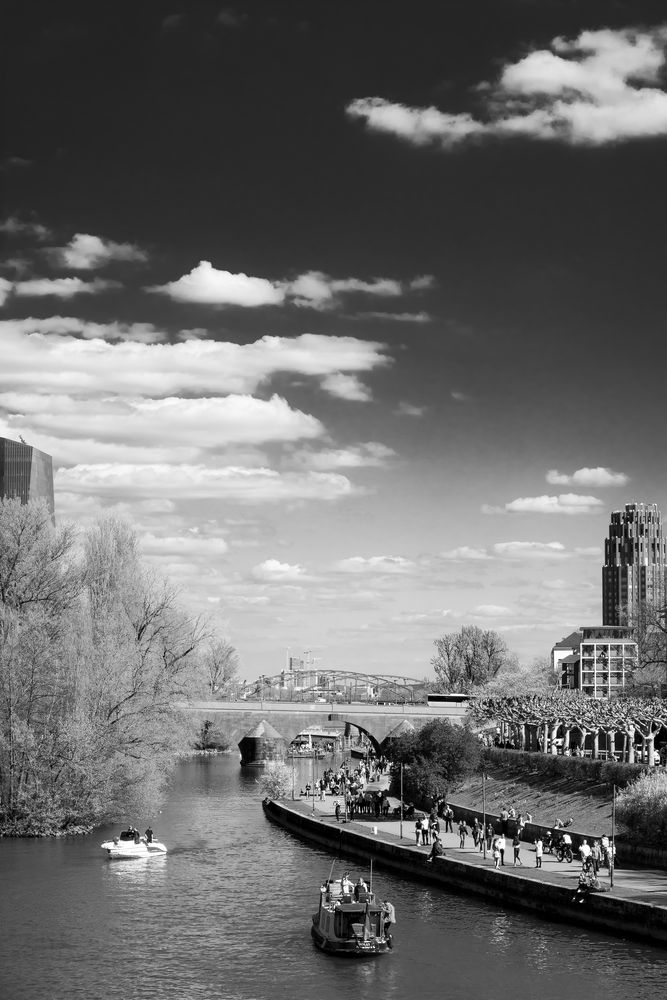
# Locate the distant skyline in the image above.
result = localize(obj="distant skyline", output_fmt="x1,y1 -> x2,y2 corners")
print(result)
3,2 -> 667,680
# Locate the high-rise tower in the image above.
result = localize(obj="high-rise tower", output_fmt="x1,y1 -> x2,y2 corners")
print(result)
0,436 -> 55,521
602,502 -> 667,625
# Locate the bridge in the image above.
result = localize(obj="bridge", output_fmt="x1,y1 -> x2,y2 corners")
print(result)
184,699 -> 469,754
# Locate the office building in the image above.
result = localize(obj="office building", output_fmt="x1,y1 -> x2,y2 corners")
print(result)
553,625 -> 638,697
602,502 -> 667,625
0,436 -> 55,521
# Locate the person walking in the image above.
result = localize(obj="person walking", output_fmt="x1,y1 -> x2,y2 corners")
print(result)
492,836 -> 501,869
497,833 -> 506,866
591,839 -> 602,875
421,816 -> 430,846
415,818 -> 422,846
512,832 -> 522,866
579,838 -> 592,870
444,805 -> 454,833
486,822 -> 494,851
334,800 -> 341,822
458,820 -> 469,848
535,836 -> 543,868
472,818 -> 481,848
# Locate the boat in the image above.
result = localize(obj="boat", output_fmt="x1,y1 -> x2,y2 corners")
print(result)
311,870 -> 395,955
100,829 -> 167,860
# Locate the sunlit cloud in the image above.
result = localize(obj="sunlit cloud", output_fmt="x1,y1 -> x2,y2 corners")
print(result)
334,555 -> 415,574
321,373 -> 372,402
11,277 -> 120,299
52,232 -> 148,269
347,26 -> 667,147
251,559 -> 308,582
546,466 -> 629,487
287,442 -> 395,470
0,216 -> 52,240
484,494 -> 604,515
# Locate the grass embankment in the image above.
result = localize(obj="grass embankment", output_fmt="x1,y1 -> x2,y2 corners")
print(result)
453,763 -> 622,837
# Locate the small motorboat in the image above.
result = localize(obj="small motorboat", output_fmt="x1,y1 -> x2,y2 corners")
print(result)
101,828 -> 167,860
311,870 -> 395,956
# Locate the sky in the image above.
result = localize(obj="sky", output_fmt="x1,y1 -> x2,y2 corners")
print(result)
3,0 -> 667,683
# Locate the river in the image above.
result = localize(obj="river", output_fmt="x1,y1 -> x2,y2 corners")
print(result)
1,755 -> 664,1000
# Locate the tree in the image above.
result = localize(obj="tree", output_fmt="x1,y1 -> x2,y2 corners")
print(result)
201,639 -> 240,698
258,762 -> 292,800
387,720 -> 481,803
431,626 -> 515,693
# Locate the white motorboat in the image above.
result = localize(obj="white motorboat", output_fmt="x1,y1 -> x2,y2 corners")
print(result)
101,829 -> 167,860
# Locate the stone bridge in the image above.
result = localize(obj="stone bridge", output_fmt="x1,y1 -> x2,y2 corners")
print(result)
184,699 -> 468,753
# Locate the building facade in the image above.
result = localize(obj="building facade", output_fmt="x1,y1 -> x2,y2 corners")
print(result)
0,436 -> 55,520
602,502 -> 667,625
553,625 -> 638,698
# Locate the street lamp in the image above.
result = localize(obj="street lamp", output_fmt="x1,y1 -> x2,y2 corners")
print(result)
482,771 -> 487,859
399,763 -> 404,840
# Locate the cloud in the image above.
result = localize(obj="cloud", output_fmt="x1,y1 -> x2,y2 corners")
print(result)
347,26 -> 667,147
485,494 -> 605,515
440,546 -> 492,561
334,555 -> 415,574
470,604 -> 514,618
0,216 -> 51,240
546,466 -> 629,487
451,390 -> 471,402
4,316 -> 170,343
359,311 -> 431,323
140,532 -> 229,559
287,442 -> 395,470
148,260 -> 432,310
55,464 -> 358,503
0,278 -> 12,307
53,233 -> 148,269
321,373 -> 372,402
493,541 -> 568,559
12,277 -> 119,299
147,260 -> 285,306
0,392 -> 324,449
251,559 -> 307,582
0,323 -> 390,396
394,401 -> 427,417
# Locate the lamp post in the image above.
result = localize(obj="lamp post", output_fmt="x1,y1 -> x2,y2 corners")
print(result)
482,771 -> 487,859
399,763 -> 404,840
610,784 -> 616,889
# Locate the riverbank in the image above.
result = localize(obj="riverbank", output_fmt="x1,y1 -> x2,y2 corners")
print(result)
263,795 -> 667,947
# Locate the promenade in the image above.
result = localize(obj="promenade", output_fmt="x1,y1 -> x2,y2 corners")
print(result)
296,790 -> 667,910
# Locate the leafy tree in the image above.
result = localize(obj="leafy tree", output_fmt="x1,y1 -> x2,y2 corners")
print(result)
431,625 -> 515,693
387,720 -> 481,803
258,761 -> 292,800
616,769 -> 667,845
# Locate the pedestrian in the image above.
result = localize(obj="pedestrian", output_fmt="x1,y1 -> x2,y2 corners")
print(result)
512,832 -> 522,866
492,837 -> 501,869
421,816 -> 430,845
591,839 -> 602,875
500,807 -> 509,835
415,819 -> 422,846
458,820 -> 469,848
496,833 -> 506,866
535,836 -> 543,868
472,817 -> 481,847
334,800 -> 341,822
430,816 -> 441,841
444,805 -> 454,833
486,822 -> 494,851
579,838 -> 592,869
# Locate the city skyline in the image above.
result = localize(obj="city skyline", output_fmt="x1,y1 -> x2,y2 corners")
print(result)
3,2 -> 667,680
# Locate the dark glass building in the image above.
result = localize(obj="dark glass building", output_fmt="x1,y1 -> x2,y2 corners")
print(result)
602,502 -> 667,625
0,436 -> 55,521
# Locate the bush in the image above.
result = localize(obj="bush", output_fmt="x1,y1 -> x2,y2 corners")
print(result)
483,747 -> 645,789
258,762 -> 292,800
616,770 -> 667,845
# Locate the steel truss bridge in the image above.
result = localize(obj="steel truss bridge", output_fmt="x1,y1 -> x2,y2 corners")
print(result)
240,668 -> 427,705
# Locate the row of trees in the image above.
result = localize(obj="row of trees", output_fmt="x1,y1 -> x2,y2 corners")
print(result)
470,692 -> 667,765
0,499 -> 237,835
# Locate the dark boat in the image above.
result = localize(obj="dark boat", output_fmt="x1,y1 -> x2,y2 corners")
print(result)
311,872 -> 395,956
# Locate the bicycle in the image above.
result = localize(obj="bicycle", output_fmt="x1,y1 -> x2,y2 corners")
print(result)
556,844 -> 574,863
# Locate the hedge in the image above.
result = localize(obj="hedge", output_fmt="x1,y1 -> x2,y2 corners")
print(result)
483,747 -> 647,789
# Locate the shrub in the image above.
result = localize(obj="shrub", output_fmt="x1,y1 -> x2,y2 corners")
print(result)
258,762 -> 292,800
616,770 -> 667,845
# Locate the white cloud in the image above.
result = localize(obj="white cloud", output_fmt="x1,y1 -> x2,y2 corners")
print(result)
359,311 -> 431,323
12,277 -> 119,299
0,323 -> 390,396
470,604 -> 513,618
287,442 -> 395,470
504,494 -> 604,515
0,278 -> 12,306
334,555 -> 415,574
0,392 -> 324,449
441,546 -> 492,561
148,260 -> 432,310
54,233 -> 148,269
546,466 -> 629,487
148,260 -> 285,306
55,463 -> 358,503
493,541 -> 568,559
140,532 -> 229,559
0,216 -> 51,240
321,373 -> 372,402
251,559 -> 307,582
347,26 -> 667,147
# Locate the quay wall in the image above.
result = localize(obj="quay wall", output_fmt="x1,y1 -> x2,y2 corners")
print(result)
263,799 -> 667,947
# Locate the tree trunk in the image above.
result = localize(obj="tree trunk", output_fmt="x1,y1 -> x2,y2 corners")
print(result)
563,728 -> 571,752
549,724 -> 558,755
592,731 -> 599,759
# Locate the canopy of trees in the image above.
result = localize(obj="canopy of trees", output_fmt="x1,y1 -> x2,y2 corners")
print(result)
431,625 -> 518,693
0,500 -> 235,835
386,720 -> 482,804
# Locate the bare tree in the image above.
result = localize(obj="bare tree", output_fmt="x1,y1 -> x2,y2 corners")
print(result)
431,625 -> 515,693
202,639 -> 240,698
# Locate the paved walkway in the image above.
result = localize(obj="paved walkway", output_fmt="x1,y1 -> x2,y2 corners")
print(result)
297,789 -> 667,909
